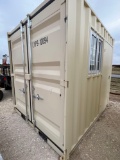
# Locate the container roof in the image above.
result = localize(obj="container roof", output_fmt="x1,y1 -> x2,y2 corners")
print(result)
8,0 -> 114,41
84,0 -> 114,40
8,0 -> 54,37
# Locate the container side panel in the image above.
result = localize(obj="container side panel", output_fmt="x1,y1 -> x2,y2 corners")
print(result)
65,0 -> 113,157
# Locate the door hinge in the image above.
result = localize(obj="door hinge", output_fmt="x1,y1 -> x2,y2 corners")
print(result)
27,14 -> 32,28
11,73 -> 14,77
60,80 -> 69,88
61,0 -> 66,5
64,16 -> 68,23
20,21 -> 25,33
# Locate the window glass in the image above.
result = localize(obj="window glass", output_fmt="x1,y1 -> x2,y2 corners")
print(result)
97,40 -> 102,71
90,35 -> 97,71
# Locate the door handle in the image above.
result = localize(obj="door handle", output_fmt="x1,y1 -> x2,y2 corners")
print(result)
19,88 -> 25,94
33,94 -> 44,100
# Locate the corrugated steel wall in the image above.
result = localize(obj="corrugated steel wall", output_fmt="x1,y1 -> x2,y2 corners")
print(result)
65,0 -> 113,158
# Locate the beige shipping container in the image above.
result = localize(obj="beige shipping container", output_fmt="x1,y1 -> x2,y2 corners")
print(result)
7,0 -> 114,159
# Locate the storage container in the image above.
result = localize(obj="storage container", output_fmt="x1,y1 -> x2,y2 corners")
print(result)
7,0 -> 114,159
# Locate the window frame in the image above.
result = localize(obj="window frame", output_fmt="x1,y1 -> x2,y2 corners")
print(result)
89,29 -> 103,74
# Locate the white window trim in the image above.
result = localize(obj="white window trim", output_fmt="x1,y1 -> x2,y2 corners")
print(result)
89,29 -> 103,75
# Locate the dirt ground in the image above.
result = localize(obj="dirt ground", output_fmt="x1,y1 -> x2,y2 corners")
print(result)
109,93 -> 120,102
0,90 -> 120,160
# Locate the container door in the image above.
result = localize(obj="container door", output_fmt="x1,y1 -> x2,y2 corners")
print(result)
100,41 -> 113,112
10,24 -> 31,120
27,1 -> 66,150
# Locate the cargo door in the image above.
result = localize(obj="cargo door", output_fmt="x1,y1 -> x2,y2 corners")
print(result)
27,1 -> 66,150
10,24 -> 31,120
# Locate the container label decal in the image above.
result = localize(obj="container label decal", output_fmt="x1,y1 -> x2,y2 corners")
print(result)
32,36 -> 48,48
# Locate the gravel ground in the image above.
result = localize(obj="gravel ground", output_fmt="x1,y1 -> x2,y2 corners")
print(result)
0,90 -> 59,160
0,90 -> 120,160
70,101 -> 120,160
110,93 -> 120,102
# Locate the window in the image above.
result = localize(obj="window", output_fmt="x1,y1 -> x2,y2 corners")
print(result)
89,30 -> 103,73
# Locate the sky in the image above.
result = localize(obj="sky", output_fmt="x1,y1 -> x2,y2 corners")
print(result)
87,0 -> 120,64
0,0 -> 120,64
